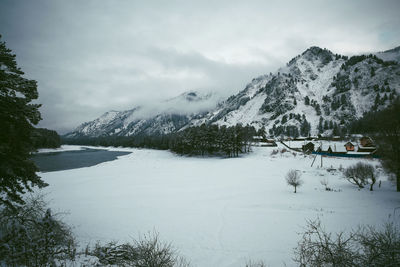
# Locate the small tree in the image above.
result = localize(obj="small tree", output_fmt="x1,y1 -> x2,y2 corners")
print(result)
343,162 -> 376,190
286,169 -> 303,193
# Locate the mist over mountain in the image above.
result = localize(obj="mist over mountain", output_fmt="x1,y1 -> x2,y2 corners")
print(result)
376,46 -> 400,62
65,46 -> 400,138
64,91 -> 221,138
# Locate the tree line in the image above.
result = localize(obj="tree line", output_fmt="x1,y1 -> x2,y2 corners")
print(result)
63,124 -> 259,157
32,128 -> 61,149
169,124 -> 257,157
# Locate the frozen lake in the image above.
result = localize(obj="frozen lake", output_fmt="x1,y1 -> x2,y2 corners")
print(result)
38,145 -> 399,266
32,148 -> 131,172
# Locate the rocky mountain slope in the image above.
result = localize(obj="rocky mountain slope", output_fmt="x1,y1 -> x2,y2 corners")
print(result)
65,46 -> 400,138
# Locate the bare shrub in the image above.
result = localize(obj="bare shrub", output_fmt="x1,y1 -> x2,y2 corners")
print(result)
135,232 -> 179,267
294,219 -> 400,266
0,194 -> 76,266
344,162 -> 376,190
320,177 -> 332,191
91,241 -> 138,265
90,232 -> 189,267
280,148 -> 288,154
270,149 -> 279,156
286,169 -> 303,193
294,219 -> 358,266
357,223 -> 400,266
245,259 -> 267,266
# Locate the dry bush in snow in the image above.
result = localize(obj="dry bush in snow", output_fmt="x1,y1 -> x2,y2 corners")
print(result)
294,219 -> 400,266
320,177 -> 332,191
89,232 -> 190,267
270,149 -> 279,156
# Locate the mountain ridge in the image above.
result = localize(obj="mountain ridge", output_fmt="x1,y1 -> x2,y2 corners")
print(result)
65,45 -> 400,138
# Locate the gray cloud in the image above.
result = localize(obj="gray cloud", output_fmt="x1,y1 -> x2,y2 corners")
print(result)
0,0 -> 399,133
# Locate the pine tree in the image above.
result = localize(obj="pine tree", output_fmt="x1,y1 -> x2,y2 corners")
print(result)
332,122 -> 340,136
315,104 -> 322,115
300,119 -> 311,137
281,115 -> 288,124
304,96 -> 310,105
323,120 -> 329,130
0,35 -> 47,208
374,94 -> 380,109
318,117 -> 324,134
370,67 -> 375,77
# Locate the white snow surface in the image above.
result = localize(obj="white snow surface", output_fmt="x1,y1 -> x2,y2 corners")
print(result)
39,145 -> 399,266
216,91 -> 267,129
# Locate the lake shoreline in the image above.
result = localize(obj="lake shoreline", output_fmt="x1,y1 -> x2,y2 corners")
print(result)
32,147 -> 131,172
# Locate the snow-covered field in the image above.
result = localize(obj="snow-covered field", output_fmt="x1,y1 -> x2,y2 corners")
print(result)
39,145 -> 399,266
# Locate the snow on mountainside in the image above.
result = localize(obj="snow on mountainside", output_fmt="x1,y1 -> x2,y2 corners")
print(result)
65,91 -> 219,138
66,46 -> 400,138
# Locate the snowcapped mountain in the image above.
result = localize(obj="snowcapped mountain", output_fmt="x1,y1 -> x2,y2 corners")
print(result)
64,91 -> 219,138
65,46 -> 400,138
189,46 -> 400,136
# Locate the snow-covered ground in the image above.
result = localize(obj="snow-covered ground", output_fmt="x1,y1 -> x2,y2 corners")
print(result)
39,145 -> 399,266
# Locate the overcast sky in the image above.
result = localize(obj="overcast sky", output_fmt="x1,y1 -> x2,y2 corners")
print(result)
1,0 -> 399,133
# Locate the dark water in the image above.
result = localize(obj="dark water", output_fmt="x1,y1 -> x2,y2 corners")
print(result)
32,148 -> 131,172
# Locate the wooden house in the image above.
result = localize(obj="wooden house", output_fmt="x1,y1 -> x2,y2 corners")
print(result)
360,136 -> 374,147
344,142 -> 355,151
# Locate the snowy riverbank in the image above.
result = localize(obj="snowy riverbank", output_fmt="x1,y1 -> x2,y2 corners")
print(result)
38,145 -> 399,266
